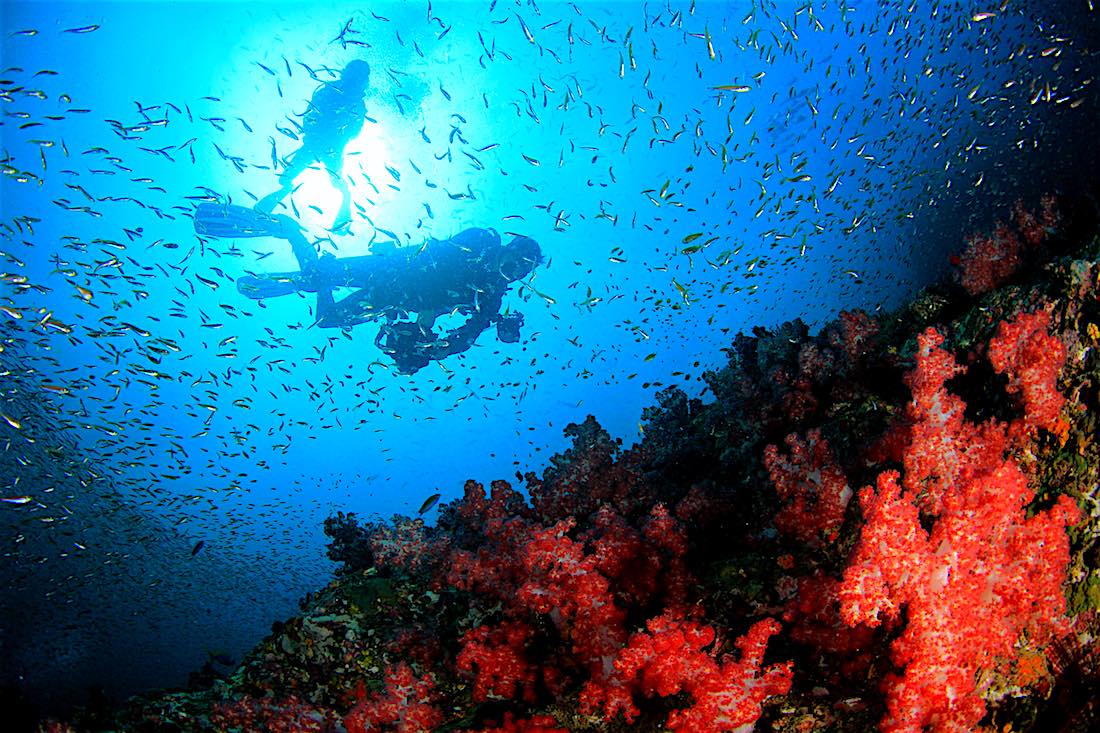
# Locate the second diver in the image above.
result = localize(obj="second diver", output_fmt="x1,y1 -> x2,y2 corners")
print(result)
255,60 -> 372,232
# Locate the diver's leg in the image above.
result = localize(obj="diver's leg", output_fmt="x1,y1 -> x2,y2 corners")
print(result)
220,210 -> 320,281
278,219 -> 320,274
315,288 -> 376,330
314,287 -> 338,326
256,148 -> 311,213
225,213 -> 319,299
234,223 -> 323,301
324,153 -> 353,231
194,203 -> 289,238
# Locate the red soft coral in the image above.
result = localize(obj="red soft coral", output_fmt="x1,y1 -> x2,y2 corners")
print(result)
456,621 -> 537,703
838,472 -> 927,630
592,614 -> 793,732
764,429 -> 852,546
527,416 -> 653,523
447,508 -> 532,602
952,198 -> 1057,295
783,570 -> 876,679
369,516 -> 450,576
902,327 -> 1006,514
466,713 -> 568,733
828,309 -> 880,365
581,504 -> 691,612
344,663 -> 444,733
517,519 -> 628,688
210,695 -> 332,733
838,320 -> 1081,733
841,464 -> 1079,733
641,503 -> 691,612
955,221 -> 1023,296
987,308 -> 1067,437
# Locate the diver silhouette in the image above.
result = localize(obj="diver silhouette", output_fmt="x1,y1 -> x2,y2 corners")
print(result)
194,203 -> 540,375
255,60 -> 371,232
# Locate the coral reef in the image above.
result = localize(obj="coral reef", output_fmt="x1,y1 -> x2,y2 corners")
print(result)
51,194 -> 1100,733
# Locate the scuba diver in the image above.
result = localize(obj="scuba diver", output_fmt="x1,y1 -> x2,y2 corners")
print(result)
255,60 -> 371,232
194,203 -> 541,375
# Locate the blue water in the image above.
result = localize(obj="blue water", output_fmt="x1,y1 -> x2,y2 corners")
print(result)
1,0 -> 1095,718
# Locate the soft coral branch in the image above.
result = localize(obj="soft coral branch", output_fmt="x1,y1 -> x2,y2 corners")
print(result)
764,428 -> 852,546
344,662 -> 443,733
587,614 -> 792,732
839,323 -> 1080,733
987,308 -> 1067,438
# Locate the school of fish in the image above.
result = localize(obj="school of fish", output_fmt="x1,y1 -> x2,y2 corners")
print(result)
1,0 -> 1095,711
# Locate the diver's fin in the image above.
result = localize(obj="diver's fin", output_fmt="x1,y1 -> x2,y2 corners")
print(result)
194,203 -> 288,239
236,272 -> 304,299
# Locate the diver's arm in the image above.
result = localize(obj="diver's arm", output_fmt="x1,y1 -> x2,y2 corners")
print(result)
427,314 -> 492,359
425,293 -> 501,359
479,291 -> 504,325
